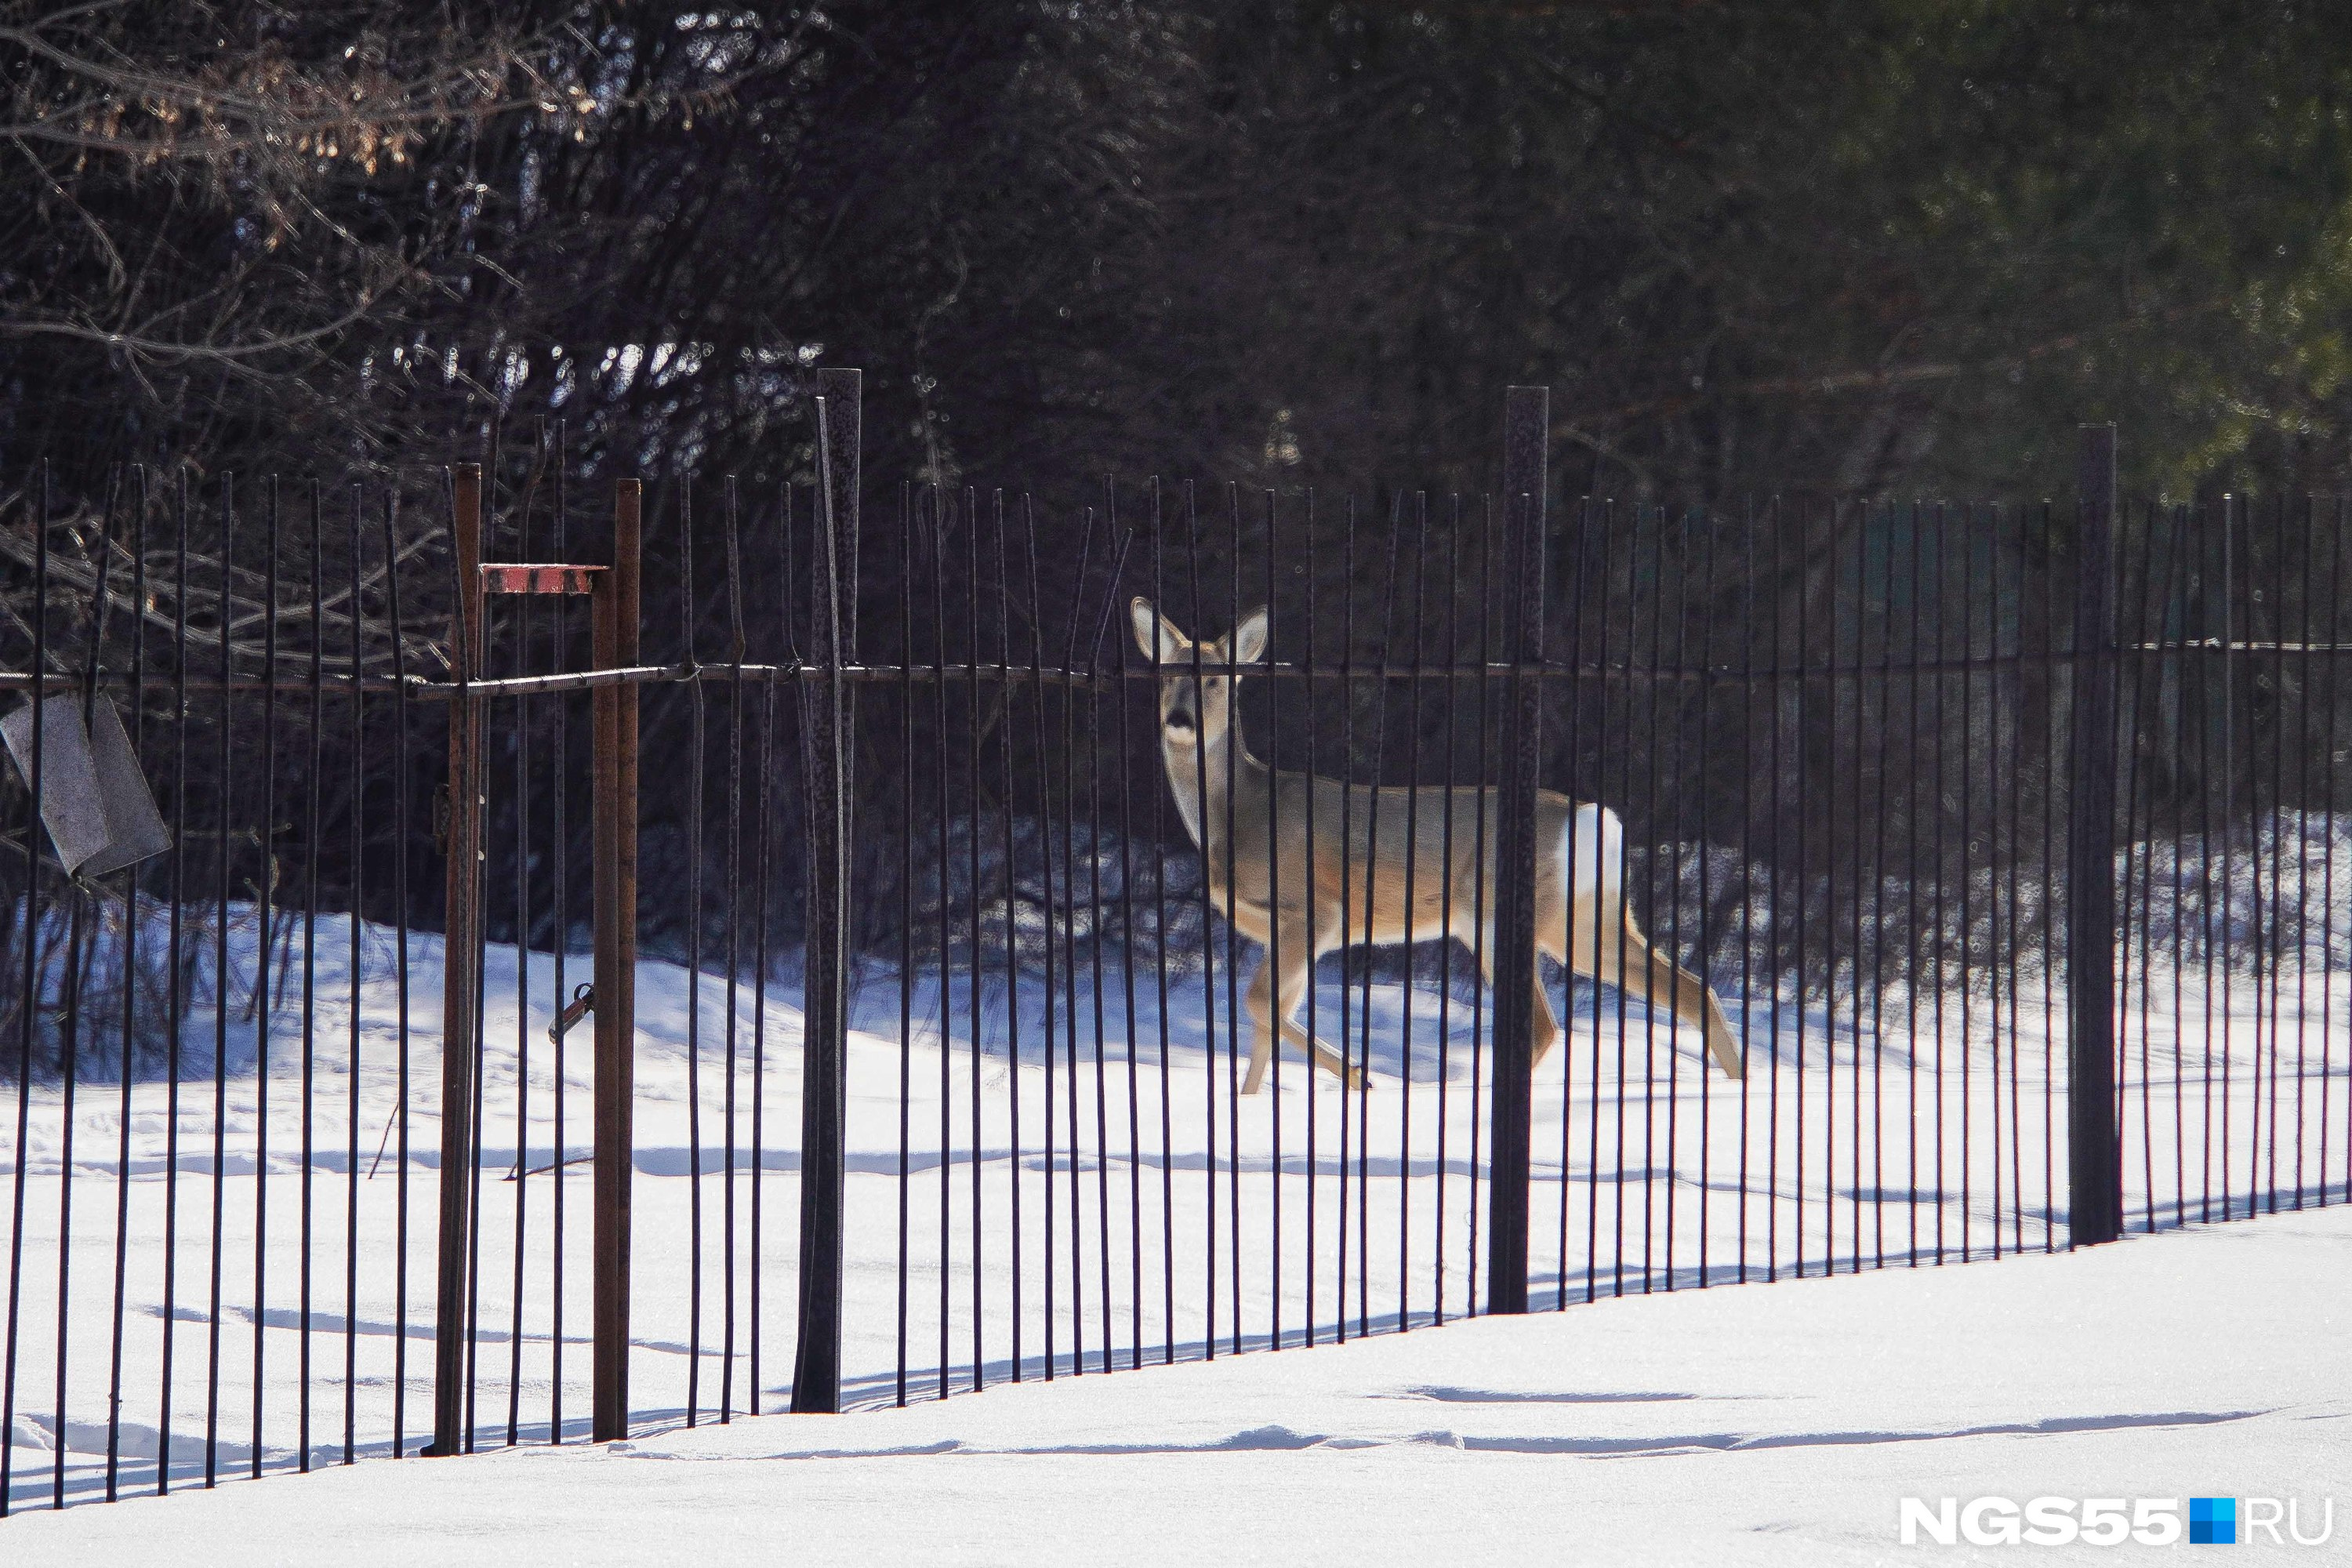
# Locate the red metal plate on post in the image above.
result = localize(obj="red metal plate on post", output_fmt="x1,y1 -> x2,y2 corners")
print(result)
481,563 -> 604,595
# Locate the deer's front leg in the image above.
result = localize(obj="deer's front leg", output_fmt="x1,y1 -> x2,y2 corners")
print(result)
1264,904 -> 1367,1090
1240,957 -> 1280,1095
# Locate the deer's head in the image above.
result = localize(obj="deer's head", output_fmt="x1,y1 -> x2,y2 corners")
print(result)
1130,598 -> 1266,756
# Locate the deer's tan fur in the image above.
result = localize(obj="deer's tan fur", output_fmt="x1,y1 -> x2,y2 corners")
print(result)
1134,599 -> 1745,1095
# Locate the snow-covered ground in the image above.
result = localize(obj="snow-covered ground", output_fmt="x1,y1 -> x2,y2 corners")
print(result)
3,1199 -> 2343,1564
2,895 -> 2345,1521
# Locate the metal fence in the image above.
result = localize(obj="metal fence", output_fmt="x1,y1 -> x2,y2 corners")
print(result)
2,377 -> 2347,1512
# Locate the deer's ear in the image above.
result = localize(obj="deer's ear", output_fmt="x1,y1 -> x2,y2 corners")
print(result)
1229,607 -> 1269,665
1131,597 -> 1188,662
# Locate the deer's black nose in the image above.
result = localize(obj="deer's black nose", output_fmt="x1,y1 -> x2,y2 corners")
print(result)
1167,711 -> 1195,733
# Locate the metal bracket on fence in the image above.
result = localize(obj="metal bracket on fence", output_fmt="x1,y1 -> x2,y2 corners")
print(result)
549,981 -> 594,1044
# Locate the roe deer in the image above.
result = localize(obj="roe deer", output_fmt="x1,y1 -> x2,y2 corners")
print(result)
1132,598 -> 1744,1095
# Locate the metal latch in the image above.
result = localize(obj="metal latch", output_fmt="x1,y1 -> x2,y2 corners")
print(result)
549,981 -> 594,1044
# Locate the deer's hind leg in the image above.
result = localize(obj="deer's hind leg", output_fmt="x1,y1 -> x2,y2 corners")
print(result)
1581,905 -> 1746,1081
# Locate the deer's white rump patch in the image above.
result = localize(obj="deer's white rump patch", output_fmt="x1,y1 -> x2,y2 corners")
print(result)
1562,801 -> 1625,908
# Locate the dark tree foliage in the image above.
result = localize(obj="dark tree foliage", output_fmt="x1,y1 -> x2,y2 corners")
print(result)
11,2 -> 2352,502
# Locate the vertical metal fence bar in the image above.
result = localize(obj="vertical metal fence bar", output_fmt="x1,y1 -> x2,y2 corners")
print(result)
1062,505 -> 1098,1372
1922,499 -> 1944,1262
1472,494 -> 1497,1312
1398,494 -> 1428,1326
1817,499 -> 1839,1279
2289,497 -> 2316,1212
1602,496 -> 1628,1297
1652,508 -> 1680,1288
963,488 -> 986,1389
548,441 -> 570,1442
895,487 -> 915,1410
1221,490 -> 1242,1356
107,468 -> 153,1497
1738,501 -> 1757,1282
758,489 -> 793,1417
1265,490 -> 1285,1351
1026,498 -> 1062,1378
1180,485 -> 1218,1357
1301,490 -> 1323,1345
2,463 -> 50,1517
792,375 -> 858,1414
2122,499 -> 2169,1234
995,491 -> 1025,1381
2164,503 -> 2193,1232
1438,501 -> 1461,1318
591,477 -> 642,1439
1146,483 -> 1171,1366
1486,384 -> 1548,1316
503,479 -> 531,1449
1765,499 -> 1784,1281
750,481 -> 796,1415
723,481 -> 746,1419
2005,505 -> 2030,1254
1358,495 -> 1402,1334
1695,501 -> 1719,1284
430,466 -> 484,1457
2265,497 -> 2289,1212
1870,503 -> 1897,1269
2038,499 -> 2059,1250
1851,506 -> 1871,1272
684,484 -> 710,1428
384,488 -> 416,1459
2220,493 -> 2238,1221
207,474 -> 234,1487
252,474 -> 278,1476
1640,506 -> 1667,1291
1114,488 -> 1143,1370
1927,502 -> 1948,1267
1795,499 -> 1815,1281
2242,497 -> 2264,1216
2067,425 -> 2123,1247
924,489 -> 948,1399
1090,524 -> 1129,1373
2324,500 -> 2346,1207
300,479 -> 323,1465
1335,496 -> 1354,1341
47,471 -> 114,1507
161,470 -> 193,1491
1556,492 -> 1589,1302
1958,500 -> 1977,1266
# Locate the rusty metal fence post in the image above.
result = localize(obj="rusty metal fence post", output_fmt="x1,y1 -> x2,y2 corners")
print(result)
428,465 -> 485,1456
592,479 -> 643,1439
793,369 -> 861,1413
2067,424 -> 2124,1247
1486,387 -> 1548,1314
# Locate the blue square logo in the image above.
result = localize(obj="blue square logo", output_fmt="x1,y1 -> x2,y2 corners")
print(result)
2190,1497 -> 2237,1545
